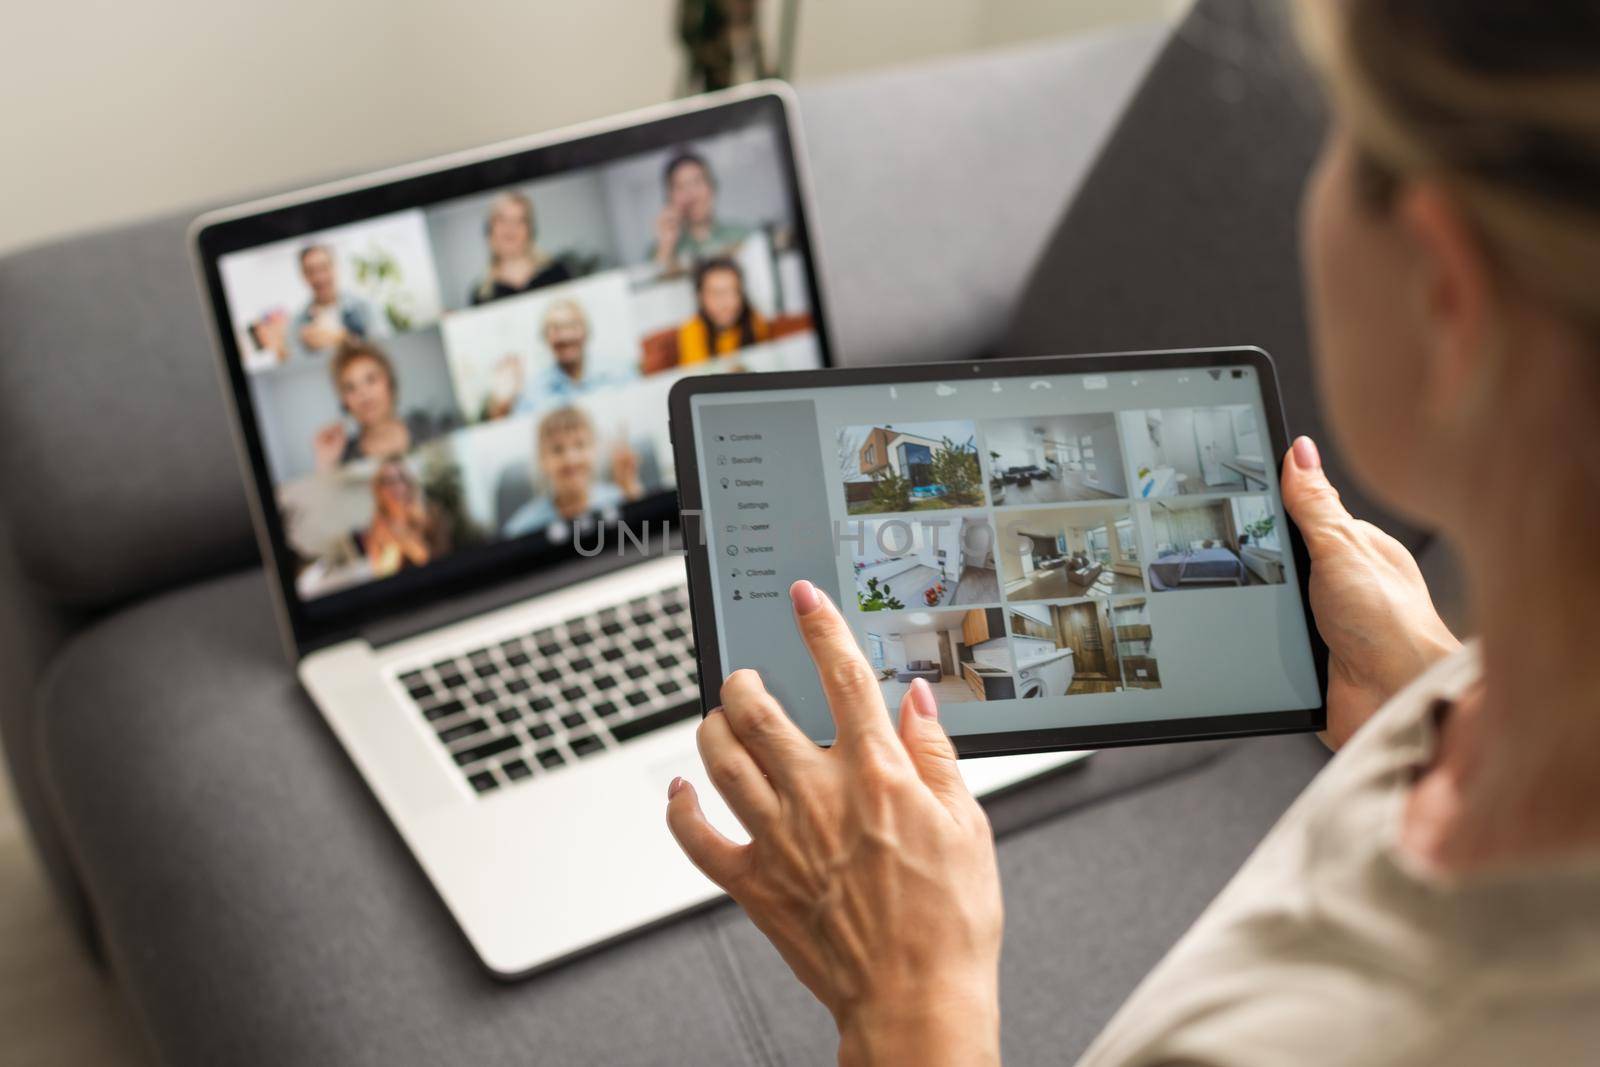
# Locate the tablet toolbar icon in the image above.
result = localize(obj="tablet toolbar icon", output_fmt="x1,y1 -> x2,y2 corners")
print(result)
935,383 -> 957,397
1029,380 -> 1051,390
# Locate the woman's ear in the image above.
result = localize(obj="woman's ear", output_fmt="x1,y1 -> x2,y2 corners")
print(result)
1395,181 -> 1502,423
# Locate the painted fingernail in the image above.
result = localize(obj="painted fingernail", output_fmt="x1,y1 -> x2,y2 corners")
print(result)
791,579 -> 821,615
1292,436 -> 1321,471
911,677 -> 939,720
668,776 -> 687,798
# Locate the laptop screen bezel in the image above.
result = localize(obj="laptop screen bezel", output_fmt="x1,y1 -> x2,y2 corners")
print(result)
191,84 -> 834,657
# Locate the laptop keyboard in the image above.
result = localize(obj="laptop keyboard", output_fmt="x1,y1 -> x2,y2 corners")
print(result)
394,583 -> 700,795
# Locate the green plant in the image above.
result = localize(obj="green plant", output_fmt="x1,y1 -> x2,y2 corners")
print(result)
351,246 -> 416,331
929,437 -> 981,505
1244,514 -> 1277,544
869,470 -> 912,513
857,576 -> 905,612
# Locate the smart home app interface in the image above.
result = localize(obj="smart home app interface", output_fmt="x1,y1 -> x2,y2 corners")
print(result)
690,367 -> 1322,741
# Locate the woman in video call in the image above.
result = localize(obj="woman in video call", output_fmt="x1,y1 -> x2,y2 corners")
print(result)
651,151 -> 751,275
665,5 -> 1600,1064
469,190 -> 572,306
676,256 -> 770,365
502,406 -> 644,538
313,339 -> 447,472
363,459 -> 450,578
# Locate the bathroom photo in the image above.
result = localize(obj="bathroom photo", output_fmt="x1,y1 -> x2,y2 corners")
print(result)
1006,596 -> 1162,697
860,608 -> 1017,705
1140,494 -> 1288,590
981,413 -> 1128,505
994,504 -> 1144,600
1117,405 -> 1268,499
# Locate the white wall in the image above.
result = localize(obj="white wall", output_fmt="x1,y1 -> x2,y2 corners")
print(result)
1,0 -> 1180,256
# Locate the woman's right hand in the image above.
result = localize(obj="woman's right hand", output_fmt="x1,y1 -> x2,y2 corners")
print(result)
1281,436 -> 1460,749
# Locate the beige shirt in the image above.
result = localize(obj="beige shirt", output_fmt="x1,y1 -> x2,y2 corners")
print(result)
1078,644 -> 1600,1066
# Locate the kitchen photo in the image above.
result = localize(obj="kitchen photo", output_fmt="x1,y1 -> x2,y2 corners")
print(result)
859,608 -> 1018,705
1007,597 -> 1162,697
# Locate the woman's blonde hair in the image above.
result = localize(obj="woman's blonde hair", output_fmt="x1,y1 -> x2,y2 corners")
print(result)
1300,2 -> 1600,340
476,191 -> 547,303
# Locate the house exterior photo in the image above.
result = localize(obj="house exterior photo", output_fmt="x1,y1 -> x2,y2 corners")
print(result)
857,427 -> 947,486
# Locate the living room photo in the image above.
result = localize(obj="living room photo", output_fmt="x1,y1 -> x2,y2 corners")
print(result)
859,607 -> 1018,705
1006,596 -> 1161,697
1140,494 -> 1287,591
1118,404 -> 1269,499
982,412 -> 1128,505
851,514 -> 1000,610
994,504 -> 1144,601
835,420 -> 984,514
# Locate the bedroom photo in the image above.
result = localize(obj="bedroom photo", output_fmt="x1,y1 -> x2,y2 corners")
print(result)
850,515 -> 999,610
1139,494 -> 1287,591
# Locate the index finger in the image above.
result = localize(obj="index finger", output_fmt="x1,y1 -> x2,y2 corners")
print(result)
789,580 -> 902,751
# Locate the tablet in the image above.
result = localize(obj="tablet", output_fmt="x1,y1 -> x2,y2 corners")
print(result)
668,348 -> 1328,756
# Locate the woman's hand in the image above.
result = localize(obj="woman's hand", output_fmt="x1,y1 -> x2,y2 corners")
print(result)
312,421 -> 348,472
1282,436 -> 1460,749
667,580 -> 1002,1067
611,437 -> 643,500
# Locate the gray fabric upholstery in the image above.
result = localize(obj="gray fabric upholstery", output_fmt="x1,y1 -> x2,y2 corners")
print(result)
38,564 -> 1323,1063
0,219 -> 257,610
998,0 -> 1427,551
799,28 -> 1163,367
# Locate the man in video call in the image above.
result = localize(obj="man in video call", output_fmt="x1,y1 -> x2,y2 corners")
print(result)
650,150 -> 751,274
483,298 -> 630,420
272,243 -> 391,362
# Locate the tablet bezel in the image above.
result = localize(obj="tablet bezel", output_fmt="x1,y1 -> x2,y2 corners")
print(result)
669,346 -> 1329,756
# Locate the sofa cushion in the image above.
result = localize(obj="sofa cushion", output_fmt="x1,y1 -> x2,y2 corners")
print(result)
997,0 -> 1426,550
37,560 -> 1325,1063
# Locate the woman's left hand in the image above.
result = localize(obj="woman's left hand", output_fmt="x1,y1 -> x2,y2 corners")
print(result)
667,580 -> 1003,1067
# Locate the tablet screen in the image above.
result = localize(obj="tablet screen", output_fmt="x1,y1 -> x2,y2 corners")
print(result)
683,361 -> 1323,747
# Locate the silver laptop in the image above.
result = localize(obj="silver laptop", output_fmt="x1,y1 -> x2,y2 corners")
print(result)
190,83 -> 1081,978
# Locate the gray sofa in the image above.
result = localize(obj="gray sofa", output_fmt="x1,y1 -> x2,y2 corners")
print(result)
0,4 -> 1462,1063
894,660 -> 943,684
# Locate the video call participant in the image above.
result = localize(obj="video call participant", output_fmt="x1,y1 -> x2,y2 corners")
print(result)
650,151 -> 752,274
676,256 -> 771,365
363,458 -> 451,578
502,406 -> 644,538
313,339 -> 450,471
482,298 -> 631,419
470,191 -> 573,306
256,244 -> 391,363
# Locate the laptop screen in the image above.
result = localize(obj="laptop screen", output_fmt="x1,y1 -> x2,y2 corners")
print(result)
202,91 -> 828,639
